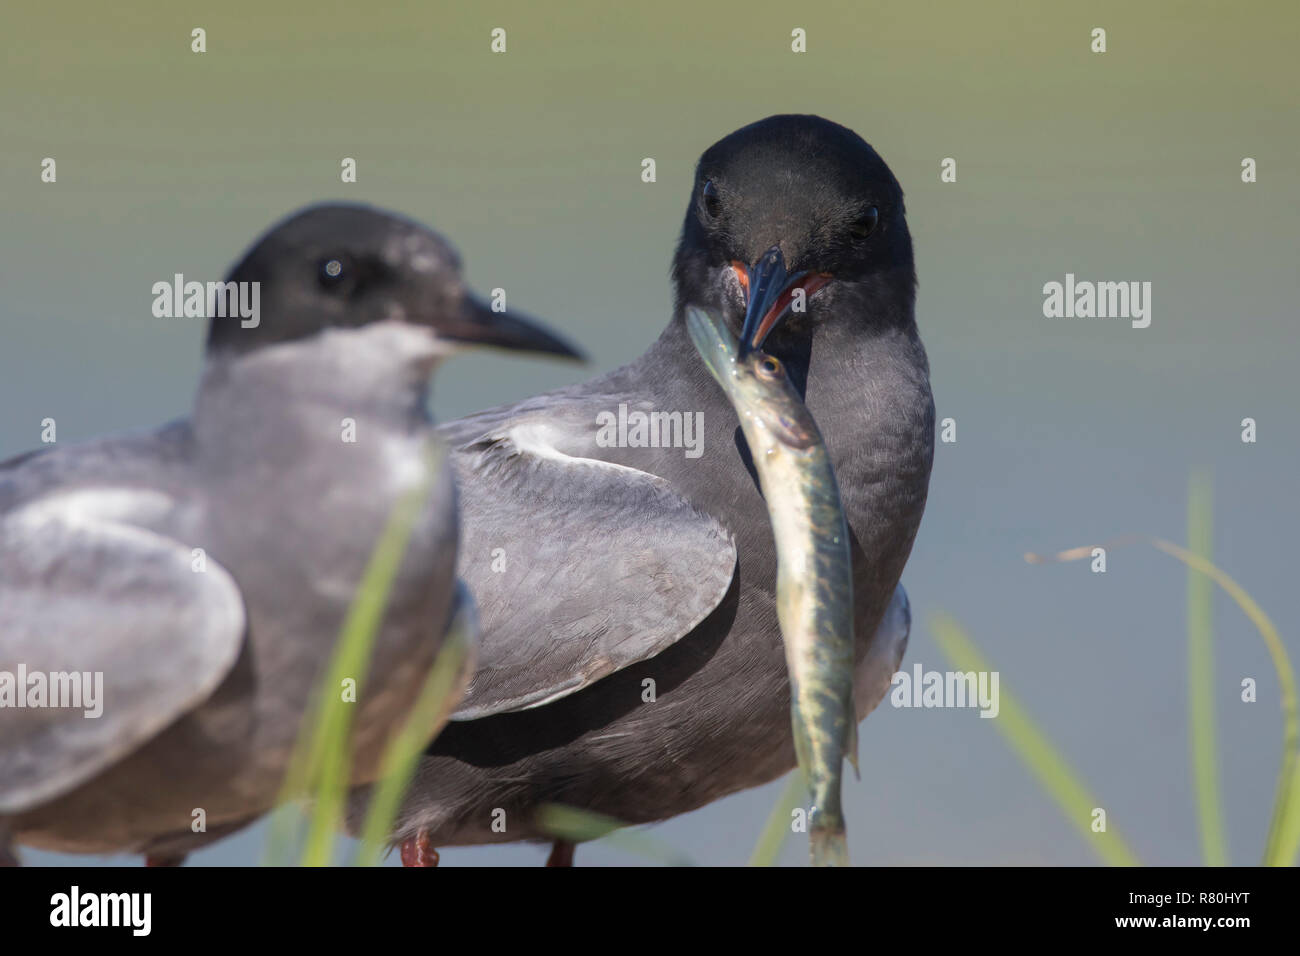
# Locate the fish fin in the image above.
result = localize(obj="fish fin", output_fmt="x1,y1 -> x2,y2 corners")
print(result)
791,708 -> 813,782
810,827 -> 851,867
847,698 -> 861,781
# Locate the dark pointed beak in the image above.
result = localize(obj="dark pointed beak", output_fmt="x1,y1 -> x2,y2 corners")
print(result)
440,293 -> 586,360
735,246 -> 832,355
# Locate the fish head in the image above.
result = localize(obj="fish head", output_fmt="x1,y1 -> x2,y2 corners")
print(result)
686,306 -> 819,452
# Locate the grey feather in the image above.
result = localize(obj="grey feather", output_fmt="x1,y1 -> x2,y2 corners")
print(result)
447,419 -> 737,719
0,500 -> 246,813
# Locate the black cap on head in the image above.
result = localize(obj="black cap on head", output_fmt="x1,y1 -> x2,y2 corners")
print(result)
671,115 -> 916,352
205,203 -> 583,360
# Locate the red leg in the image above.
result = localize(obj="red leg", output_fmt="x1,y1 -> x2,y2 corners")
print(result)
545,840 -> 575,867
400,830 -> 440,867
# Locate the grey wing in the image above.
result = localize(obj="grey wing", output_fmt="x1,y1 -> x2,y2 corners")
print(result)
0,494 -> 246,813
447,420 -> 736,719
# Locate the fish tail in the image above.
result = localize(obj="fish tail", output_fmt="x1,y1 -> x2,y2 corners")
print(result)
809,794 -> 849,866
809,825 -> 850,867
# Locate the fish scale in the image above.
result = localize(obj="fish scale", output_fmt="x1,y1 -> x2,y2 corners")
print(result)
686,306 -> 858,867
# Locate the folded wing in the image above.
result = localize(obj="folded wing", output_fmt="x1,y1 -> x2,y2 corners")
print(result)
446,419 -> 736,719
0,491 -> 246,812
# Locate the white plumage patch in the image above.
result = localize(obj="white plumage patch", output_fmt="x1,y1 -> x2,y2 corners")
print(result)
11,488 -> 174,532
505,422 -> 649,478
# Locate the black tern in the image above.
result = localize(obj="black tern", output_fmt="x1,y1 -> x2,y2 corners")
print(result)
0,202 -> 582,864
349,115 -> 935,865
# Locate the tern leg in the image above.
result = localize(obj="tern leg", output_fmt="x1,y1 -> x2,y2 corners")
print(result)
545,840 -> 575,867
400,830 -> 440,867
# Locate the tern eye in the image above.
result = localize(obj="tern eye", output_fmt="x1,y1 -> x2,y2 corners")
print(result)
849,207 -> 879,240
319,257 -> 346,289
701,179 -> 722,219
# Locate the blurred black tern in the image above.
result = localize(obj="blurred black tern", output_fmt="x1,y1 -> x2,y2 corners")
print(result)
0,203 -> 583,865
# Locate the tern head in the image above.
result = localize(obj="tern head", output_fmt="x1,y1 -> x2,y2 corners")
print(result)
205,203 -> 584,362
672,115 -> 915,356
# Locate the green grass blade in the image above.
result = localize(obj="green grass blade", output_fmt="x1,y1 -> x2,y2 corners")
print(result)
1186,473 -> 1227,865
354,601 -> 474,866
299,463 -> 432,866
264,442 -> 440,866
1149,537 -> 1299,866
748,770 -> 808,866
534,804 -> 695,867
930,613 -> 1140,866
1028,526 -> 1298,866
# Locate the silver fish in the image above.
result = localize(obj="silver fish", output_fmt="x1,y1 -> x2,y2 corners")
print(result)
685,306 -> 857,866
